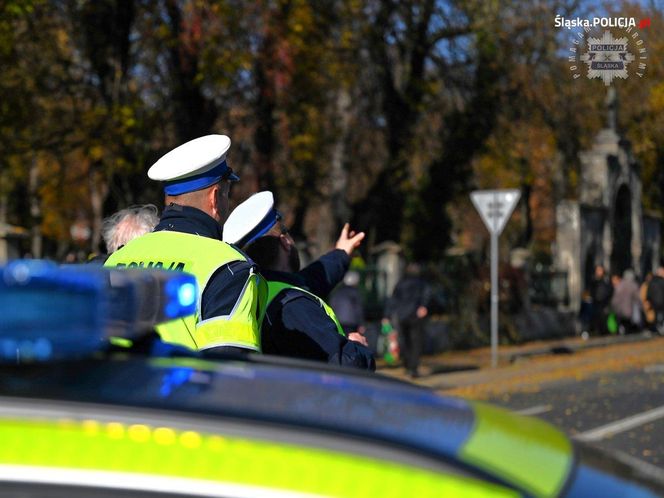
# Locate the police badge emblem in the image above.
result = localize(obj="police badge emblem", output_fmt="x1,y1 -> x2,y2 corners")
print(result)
580,31 -> 635,86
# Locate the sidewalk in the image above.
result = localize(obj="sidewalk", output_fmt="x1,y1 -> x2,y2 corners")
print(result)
377,332 -> 664,400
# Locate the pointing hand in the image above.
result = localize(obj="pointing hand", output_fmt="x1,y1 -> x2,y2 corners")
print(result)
336,223 -> 365,257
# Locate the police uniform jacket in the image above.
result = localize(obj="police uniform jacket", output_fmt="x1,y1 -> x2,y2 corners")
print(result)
129,204 -> 257,355
261,250 -> 375,371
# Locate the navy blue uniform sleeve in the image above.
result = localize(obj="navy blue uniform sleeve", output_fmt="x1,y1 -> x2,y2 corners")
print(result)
298,249 -> 350,299
200,260 -> 254,354
278,295 -> 375,371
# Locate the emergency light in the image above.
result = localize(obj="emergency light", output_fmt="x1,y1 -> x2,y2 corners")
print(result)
0,260 -> 197,362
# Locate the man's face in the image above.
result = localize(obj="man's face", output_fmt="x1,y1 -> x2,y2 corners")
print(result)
595,266 -> 604,278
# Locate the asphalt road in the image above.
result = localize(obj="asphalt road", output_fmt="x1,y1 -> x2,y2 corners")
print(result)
488,363 -> 664,471
378,334 -> 664,475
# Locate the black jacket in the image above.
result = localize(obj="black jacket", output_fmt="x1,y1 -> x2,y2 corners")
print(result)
647,275 -> 664,311
590,276 -> 613,308
260,250 -> 375,371
385,275 -> 431,323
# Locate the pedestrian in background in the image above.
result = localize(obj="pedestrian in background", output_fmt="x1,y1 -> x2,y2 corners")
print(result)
640,272 -> 655,332
328,270 -> 366,336
101,204 -> 159,254
610,269 -> 641,334
579,290 -> 593,338
646,265 -> 664,334
383,262 -> 431,379
589,264 -> 613,335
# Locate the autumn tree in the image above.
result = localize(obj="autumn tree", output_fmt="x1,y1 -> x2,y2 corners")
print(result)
349,0 -> 472,248
1,0 -> 662,265
0,1 -> 81,257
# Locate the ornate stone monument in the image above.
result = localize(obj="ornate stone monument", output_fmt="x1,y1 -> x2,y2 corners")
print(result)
555,88 -> 661,311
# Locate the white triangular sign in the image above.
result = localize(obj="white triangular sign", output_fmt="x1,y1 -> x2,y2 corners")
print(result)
470,189 -> 521,235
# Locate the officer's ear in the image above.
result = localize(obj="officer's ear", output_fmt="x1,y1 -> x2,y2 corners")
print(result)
208,184 -> 225,221
279,233 -> 292,251
207,184 -> 218,210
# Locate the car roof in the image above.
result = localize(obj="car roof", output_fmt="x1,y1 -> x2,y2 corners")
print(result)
0,354 -> 574,497
0,262 -> 662,497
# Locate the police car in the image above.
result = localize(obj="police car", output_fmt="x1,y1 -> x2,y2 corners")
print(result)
0,261 -> 662,497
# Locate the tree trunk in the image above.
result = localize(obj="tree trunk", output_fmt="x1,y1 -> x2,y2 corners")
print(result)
29,157 -> 42,258
89,166 -> 108,254
330,87 -> 352,231
0,180 -> 8,263
312,87 -> 354,258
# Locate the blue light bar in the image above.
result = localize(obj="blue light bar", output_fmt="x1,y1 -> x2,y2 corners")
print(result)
0,260 -> 197,362
165,277 -> 197,319
0,260 -> 106,361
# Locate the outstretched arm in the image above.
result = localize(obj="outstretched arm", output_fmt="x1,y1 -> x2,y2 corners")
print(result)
298,223 -> 365,298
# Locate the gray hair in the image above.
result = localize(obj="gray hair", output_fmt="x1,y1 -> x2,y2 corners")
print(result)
102,204 -> 159,253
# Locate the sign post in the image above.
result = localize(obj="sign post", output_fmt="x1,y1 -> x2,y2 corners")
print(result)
470,189 -> 521,368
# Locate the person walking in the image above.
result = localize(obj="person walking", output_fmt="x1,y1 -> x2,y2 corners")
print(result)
105,135 -> 263,355
589,264 -> 613,335
610,269 -> 641,334
383,263 -> 431,378
647,265 -> 664,334
640,273 -> 655,332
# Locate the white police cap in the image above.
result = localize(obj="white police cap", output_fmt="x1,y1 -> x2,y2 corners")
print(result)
148,134 -> 239,195
223,191 -> 281,248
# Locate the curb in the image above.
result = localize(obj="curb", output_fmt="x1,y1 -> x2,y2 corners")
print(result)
377,331 -> 658,387
507,331 -> 656,361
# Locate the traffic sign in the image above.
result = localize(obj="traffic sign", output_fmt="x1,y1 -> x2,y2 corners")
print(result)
470,189 -> 521,236
470,189 -> 521,368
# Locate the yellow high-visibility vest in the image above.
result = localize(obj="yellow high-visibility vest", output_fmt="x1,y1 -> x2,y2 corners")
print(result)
265,280 -> 345,337
105,231 -> 264,352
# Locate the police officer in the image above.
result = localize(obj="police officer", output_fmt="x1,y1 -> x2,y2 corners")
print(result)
105,135 -> 263,355
224,192 -> 375,371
